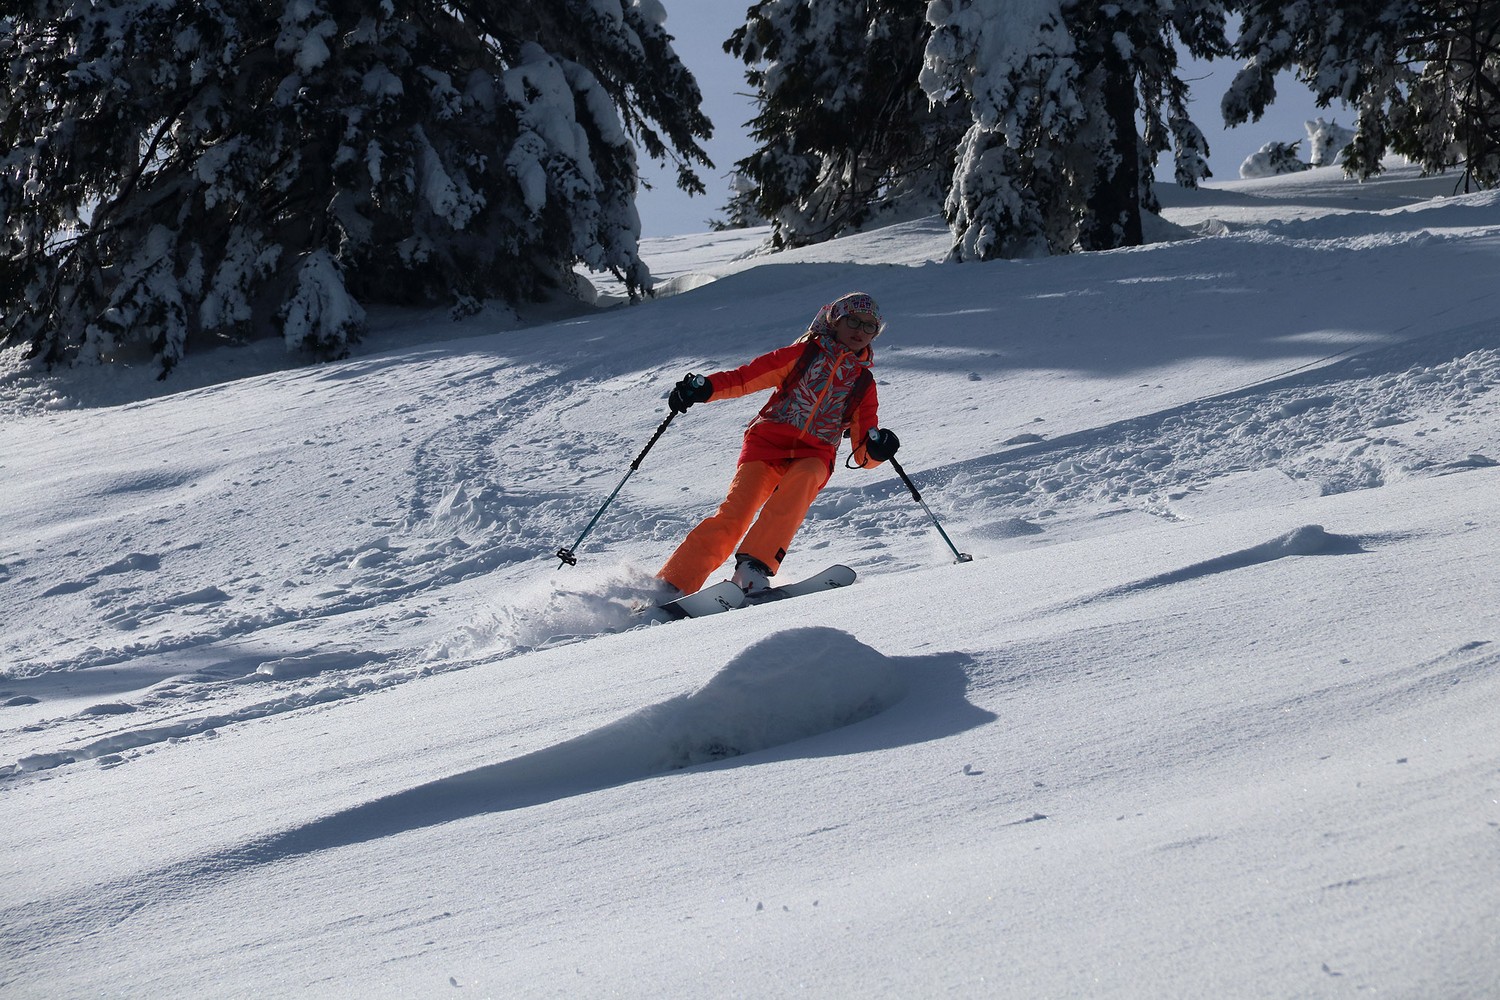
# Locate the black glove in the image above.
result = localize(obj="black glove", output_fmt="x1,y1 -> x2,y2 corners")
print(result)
668,373 -> 713,413
865,427 -> 900,462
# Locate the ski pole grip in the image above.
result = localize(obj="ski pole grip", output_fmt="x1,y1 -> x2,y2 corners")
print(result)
631,410 -> 676,470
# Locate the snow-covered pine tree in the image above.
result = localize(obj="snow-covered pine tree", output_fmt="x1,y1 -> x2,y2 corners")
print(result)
922,0 -> 1079,259
0,0 -> 711,377
1225,0 -> 1500,191
1077,3 -> 1146,250
713,172 -> 770,231
726,0 -> 968,249
922,0 -> 1230,260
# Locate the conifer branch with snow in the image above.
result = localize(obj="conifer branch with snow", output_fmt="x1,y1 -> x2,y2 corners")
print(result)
726,0 -> 968,250
1225,0 -> 1500,191
922,0 -> 1231,260
0,0 -> 712,377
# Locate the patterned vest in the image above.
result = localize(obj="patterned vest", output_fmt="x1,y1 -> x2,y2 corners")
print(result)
754,335 -> 873,446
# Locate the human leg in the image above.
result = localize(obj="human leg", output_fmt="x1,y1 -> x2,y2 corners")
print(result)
657,461 -> 783,593
737,457 -> 830,574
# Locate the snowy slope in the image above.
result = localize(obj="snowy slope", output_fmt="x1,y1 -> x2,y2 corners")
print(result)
3,162 -> 1499,998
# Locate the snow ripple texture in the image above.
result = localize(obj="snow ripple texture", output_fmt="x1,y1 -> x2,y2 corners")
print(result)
814,331 -> 1500,558
207,630 -> 980,863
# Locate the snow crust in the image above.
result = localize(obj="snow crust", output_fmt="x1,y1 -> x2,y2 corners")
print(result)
3,163 -> 1499,998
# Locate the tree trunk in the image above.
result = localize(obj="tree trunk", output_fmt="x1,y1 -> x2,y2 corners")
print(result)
1082,30 -> 1144,251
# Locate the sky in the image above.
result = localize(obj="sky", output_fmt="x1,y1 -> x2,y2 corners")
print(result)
634,1 -> 1354,237
3,162 -> 1498,996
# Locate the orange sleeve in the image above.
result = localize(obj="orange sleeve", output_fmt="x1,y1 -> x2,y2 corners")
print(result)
846,380 -> 884,468
705,343 -> 806,401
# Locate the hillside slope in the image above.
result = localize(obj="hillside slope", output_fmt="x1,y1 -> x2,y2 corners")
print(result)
3,164 -> 1498,998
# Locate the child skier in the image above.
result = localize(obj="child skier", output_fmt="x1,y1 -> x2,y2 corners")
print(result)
656,291 -> 901,598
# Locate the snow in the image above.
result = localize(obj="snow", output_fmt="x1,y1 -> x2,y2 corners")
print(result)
279,248 -> 366,352
3,162 -> 1500,997
416,126 -> 482,229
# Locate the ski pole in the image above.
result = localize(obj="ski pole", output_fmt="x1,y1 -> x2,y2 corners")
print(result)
888,455 -> 973,564
556,410 -> 678,567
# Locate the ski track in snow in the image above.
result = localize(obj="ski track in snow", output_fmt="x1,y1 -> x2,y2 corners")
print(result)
818,328 -> 1500,566
4,175 -> 1500,783
3,323 -> 1498,778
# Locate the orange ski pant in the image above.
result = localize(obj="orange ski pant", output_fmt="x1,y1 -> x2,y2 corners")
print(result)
657,457 -> 830,594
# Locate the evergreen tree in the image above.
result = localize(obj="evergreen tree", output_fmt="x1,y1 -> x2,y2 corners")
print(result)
1224,0 -> 1500,191
713,172 -> 770,231
726,0 -> 967,249
0,0 -> 711,376
923,0 -> 1231,260
1078,3 -> 1146,250
922,0 -> 1081,259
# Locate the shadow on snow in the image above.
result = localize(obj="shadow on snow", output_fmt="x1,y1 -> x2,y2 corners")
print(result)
227,627 -> 993,865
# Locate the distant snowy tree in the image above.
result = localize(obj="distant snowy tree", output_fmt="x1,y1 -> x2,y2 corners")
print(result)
922,0 -> 1231,260
1225,0 -> 1500,190
1239,140 -> 1311,179
726,0 -> 968,249
713,172 -> 770,231
0,0 -> 711,376
1305,118 -> 1357,167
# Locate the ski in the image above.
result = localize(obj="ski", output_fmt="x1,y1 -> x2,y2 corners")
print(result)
651,564 -> 857,620
656,579 -> 744,620
745,563 -> 857,605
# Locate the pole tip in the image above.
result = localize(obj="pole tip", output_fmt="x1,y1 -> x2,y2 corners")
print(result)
556,547 -> 578,567
956,553 -> 974,563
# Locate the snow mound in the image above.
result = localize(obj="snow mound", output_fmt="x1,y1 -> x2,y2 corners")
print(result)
650,272 -> 719,298
638,627 -> 908,768
1095,524 -> 1364,604
1139,522 -> 1356,565
242,629 -> 949,862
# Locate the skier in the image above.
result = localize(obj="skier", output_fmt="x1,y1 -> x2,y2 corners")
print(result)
656,291 -> 901,599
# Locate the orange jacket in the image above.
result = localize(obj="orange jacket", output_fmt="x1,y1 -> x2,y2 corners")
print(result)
706,334 -> 882,470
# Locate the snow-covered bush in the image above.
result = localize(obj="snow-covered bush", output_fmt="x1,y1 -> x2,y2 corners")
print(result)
0,0 -> 711,376
1306,118 -> 1357,167
1239,141 -> 1312,179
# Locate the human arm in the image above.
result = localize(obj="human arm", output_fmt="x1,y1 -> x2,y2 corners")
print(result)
847,381 -> 895,468
703,343 -> 805,400
667,344 -> 804,413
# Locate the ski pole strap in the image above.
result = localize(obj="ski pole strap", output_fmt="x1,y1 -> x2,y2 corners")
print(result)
889,457 -> 973,564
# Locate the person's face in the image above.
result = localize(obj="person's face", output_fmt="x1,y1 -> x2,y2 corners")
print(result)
833,312 -> 880,352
